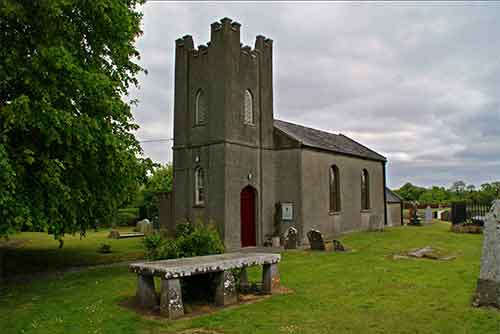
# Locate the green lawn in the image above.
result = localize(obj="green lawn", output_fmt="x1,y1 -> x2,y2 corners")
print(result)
1,227 -> 144,276
1,222 -> 499,334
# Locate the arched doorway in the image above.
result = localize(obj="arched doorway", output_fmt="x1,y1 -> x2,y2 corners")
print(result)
240,186 -> 257,247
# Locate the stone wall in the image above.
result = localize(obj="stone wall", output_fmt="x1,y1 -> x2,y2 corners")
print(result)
300,148 -> 386,241
387,203 -> 402,227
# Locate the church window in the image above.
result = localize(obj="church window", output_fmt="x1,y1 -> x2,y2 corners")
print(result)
329,165 -> 341,212
361,169 -> 370,210
195,89 -> 207,125
195,167 -> 205,205
243,89 -> 254,125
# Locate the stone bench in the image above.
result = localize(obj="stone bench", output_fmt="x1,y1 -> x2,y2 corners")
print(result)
129,252 -> 281,319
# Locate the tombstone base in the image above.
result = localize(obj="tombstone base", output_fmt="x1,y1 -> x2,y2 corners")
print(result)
473,278 -> 500,308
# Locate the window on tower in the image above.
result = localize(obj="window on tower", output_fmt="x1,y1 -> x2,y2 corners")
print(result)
195,167 -> 205,206
243,89 -> 254,125
195,89 -> 207,125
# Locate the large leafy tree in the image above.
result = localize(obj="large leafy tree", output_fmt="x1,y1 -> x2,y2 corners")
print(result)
0,0 -> 151,241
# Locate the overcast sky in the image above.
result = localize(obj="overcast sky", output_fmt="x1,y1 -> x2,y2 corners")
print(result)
128,1 -> 500,189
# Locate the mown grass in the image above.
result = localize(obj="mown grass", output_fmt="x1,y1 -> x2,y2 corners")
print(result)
1,227 -> 144,276
1,222 -> 499,334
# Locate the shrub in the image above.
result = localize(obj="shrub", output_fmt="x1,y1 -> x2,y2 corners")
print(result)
176,223 -> 224,258
97,243 -> 112,254
142,221 -> 224,261
176,222 -> 194,238
143,233 -> 164,260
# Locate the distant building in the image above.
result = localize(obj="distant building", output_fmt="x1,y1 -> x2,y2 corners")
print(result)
170,18 -> 388,249
386,188 -> 403,226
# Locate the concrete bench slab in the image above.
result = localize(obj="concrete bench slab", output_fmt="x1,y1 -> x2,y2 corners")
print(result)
129,252 -> 281,319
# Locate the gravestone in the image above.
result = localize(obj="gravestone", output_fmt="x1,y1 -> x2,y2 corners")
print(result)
368,214 -> 383,231
425,206 -> 433,222
284,227 -> 298,249
473,200 -> 500,308
307,229 -> 325,251
441,211 -> 450,221
332,240 -> 345,252
137,219 -> 154,235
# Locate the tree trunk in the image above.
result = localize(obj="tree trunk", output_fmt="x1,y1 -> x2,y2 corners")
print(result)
0,249 -> 4,283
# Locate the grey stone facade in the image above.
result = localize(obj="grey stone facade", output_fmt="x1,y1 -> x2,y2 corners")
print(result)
172,18 -> 387,249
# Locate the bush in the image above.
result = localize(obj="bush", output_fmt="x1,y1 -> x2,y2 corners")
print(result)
176,222 -> 195,238
143,233 -> 164,260
97,243 -> 112,254
142,221 -> 224,261
176,224 -> 224,258
116,207 -> 139,227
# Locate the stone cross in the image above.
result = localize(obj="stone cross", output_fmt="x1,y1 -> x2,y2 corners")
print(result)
307,229 -> 325,251
473,200 -> 500,308
284,227 -> 298,249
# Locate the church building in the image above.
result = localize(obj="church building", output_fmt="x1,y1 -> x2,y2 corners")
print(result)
171,18 -> 388,249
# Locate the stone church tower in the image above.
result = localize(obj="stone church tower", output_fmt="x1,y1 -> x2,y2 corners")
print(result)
172,18 -> 276,249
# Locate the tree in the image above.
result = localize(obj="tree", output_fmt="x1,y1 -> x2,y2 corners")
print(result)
395,182 -> 426,201
135,164 -> 173,221
449,181 -> 466,195
145,164 -> 173,193
0,0 -> 151,241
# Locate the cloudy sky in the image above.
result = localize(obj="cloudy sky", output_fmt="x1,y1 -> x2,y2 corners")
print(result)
128,1 -> 500,189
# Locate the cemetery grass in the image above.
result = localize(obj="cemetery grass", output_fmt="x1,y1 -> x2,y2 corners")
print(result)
1,227 -> 144,276
1,222 -> 499,334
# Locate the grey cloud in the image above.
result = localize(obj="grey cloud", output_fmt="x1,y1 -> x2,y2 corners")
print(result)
130,2 -> 500,188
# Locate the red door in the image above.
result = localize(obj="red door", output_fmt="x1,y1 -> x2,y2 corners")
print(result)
240,186 -> 256,247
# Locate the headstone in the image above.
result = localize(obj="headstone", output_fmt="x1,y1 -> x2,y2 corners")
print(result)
368,214 -> 383,231
425,206 -> 433,222
473,200 -> 500,308
441,211 -> 450,221
332,240 -> 345,252
137,219 -> 154,235
108,230 -> 121,239
307,229 -> 325,251
284,227 -> 298,249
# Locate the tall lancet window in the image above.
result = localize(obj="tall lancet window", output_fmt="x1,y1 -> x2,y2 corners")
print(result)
329,165 -> 341,212
195,167 -> 205,206
361,169 -> 370,210
243,89 -> 254,125
195,89 -> 207,125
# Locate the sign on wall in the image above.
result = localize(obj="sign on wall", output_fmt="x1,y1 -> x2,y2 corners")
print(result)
281,202 -> 293,221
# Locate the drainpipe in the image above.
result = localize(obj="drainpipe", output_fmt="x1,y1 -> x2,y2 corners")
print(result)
382,161 -> 388,226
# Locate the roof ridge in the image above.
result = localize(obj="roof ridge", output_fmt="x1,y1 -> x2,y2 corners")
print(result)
338,134 -> 387,161
274,119 -> 340,137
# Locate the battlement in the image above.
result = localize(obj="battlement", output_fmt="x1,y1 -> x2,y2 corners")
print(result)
176,18 -> 272,59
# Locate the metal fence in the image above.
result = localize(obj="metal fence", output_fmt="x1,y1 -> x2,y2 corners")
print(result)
451,201 -> 491,225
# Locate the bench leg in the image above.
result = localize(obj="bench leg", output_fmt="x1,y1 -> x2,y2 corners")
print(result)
262,263 -> 280,294
215,270 -> 238,306
160,278 -> 184,319
136,275 -> 157,308
239,267 -> 249,285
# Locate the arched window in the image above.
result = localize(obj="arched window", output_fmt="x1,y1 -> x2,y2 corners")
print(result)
195,89 -> 207,125
361,169 -> 370,210
195,167 -> 205,205
329,165 -> 341,212
243,89 -> 254,125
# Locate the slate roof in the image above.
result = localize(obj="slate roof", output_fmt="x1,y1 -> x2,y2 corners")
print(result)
385,187 -> 402,203
274,119 -> 387,162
